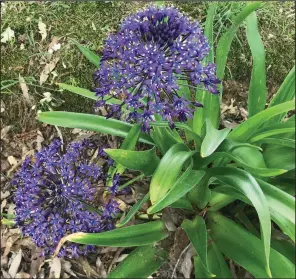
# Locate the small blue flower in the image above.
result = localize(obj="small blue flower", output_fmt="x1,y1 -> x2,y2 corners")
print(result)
13,139 -> 121,258
93,6 -> 220,132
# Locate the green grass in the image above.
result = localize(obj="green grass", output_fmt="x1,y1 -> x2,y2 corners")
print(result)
1,1 -> 295,132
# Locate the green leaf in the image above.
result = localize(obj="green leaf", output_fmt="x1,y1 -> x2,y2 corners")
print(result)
265,66 -> 295,125
263,146 -> 295,171
58,83 -> 121,104
216,2 -> 262,81
169,198 -> 193,211
254,137 -> 295,148
117,193 -> 150,228
201,119 -> 231,157
197,151 -> 287,177
107,245 -> 168,278
71,39 -> 100,67
182,216 -> 214,277
54,221 -> 169,256
246,11 -> 267,117
37,111 -> 153,145
208,167 -> 271,275
257,179 -> 295,241
194,241 -> 232,279
207,212 -> 295,278
193,3 -> 219,132
147,167 -> 205,214
249,121 -> 295,143
105,147 -> 160,176
228,100 -> 295,142
149,143 -> 193,205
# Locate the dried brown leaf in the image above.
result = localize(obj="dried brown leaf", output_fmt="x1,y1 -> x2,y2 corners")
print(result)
36,131 -> 44,151
1,125 -> 12,140
7,156 -> 18,166
40,57 -> 60,85
49,257 -> 61,279
180,245 -> 195,278
8,249 -> 22,278
38,18 -> 47,41
61,260 -> 77,277
96,257 -> 107,278
19,75 -> 32,105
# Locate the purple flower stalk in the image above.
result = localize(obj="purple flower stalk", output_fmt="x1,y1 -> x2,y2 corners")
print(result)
12,139 -> 121,258
93,6 -> 220,132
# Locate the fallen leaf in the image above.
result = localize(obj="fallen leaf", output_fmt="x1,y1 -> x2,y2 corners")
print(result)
40,57 -> 60,85
38,18 -> 47,41
7,203 -> 15,216
19,75 -> 32,105
7,156 -> 18,166
1,269 -> 11,278
96,257 -> 107,278
1,99 -> 6,112
15,272 -> 31,278
1,191 -> 10,200
30,247 -> 44,278
49,257 -> 61,279
61,260 -> 77,277
180,245 -> 195,278
8,249 -> 22,278
78,258 -> 100,277
1,160 -> 10,172
20,43 -> 25,50
1,27 -> 15,43
1,125 -> 12,140
36,130 -> 44,151
48,36 -> 59,51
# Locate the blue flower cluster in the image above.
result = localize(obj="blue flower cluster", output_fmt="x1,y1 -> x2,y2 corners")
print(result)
93,6 -> 220,132
12,139 -> 121,257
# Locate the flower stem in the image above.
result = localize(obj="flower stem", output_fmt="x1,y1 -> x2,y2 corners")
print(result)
119,173 -> 145,190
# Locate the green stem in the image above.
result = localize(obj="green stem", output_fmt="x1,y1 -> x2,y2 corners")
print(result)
119,173 -> 145,190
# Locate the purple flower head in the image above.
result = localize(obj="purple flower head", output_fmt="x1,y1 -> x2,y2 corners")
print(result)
12,139 -> 121,258
93,6 -> 220,132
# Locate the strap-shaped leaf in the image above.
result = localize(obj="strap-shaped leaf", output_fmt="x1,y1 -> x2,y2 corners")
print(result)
105,147 -> 160,176
71,39 -> 100,67
254,137 -> 295,148
197,151 -> 287,177
194,241 -> 232,278
54,221 -> 169,256
228,100 -> 295,142
263,146 -> 295,171
201,119 -> 231,157
58,83 -> 121,104
147,167 -> 205,214
193,3 -> 219,133
208,167 -> 271,276
207,212 -> 295,278
246,11 -> 267,117
38,111 -> 153,145
149,143 -> 193,204
265,66 -> 295,125
107,245 -> 168,278
182,216 -> 214,277
117,193 -> 150,228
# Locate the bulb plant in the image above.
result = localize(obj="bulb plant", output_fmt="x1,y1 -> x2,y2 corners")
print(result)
11,2 -> 295,278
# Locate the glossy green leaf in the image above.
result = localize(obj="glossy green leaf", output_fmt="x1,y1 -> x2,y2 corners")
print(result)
194,241 -> 232,279
271,239 -> 295,265
265,66 -> 295,125
117,193 -> 150,228
207,212 -> 295,278
169,198 -> 193,211
150,126 -> 182,155
193,3 -> 219,132
58,83 -> 121,104
105,147 -> 160,176
147,167 -> 205,214
246,11 -> 267,117
200,119 -> 231,157
249,121 -> 295,143
257,179 -> 295,241
208,167 -> 271,275
228,100 -> 295,142
198,151 -> 287,177
182,216 -> 214,277
263,146 -> 295,171
255,137 -> 295,148
149,143 -> 193,205
107,245 -> 168,278
38,111 -> 153,145
54,221 -> 169,256
71,39 -> 100,67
